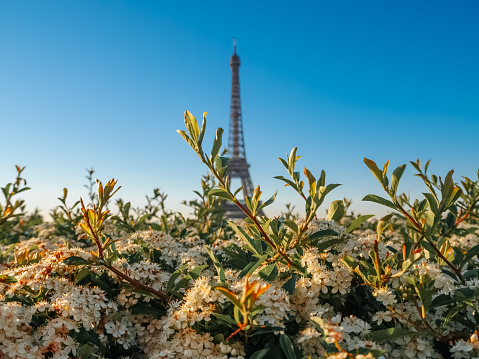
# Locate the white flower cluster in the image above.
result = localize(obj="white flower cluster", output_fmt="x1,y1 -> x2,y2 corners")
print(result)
1,212 -> 478,359
450,332 -> 479,358
296,314 -> 383,358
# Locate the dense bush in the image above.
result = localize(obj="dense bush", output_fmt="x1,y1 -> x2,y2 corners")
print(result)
0,111 -> 478,359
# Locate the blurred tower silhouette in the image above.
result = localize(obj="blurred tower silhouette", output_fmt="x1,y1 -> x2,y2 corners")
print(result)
223,39 -> 257,219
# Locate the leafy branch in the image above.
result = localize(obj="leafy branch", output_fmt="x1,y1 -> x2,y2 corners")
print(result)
362,158 -> 465,283
77,179 -> 169,301
178,110 -> 300,269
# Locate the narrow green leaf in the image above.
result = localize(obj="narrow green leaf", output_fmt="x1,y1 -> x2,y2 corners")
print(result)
423,192 -> 439,213
369,327 -> 423,342
424,210 -> 435,235
205,246 -> 226,283
364,158 -> 385,187
346,214 -> 374,233
74,267 -> 91,285
188,264 -> 209,280
279,333 -> 297,359
418,287 -> 432,311
441,170 -> 455,203
461,244 -> 479,267
216,287 -> 241,308
184,110 -> 199,142
390,164 -> 406,196
258,190 -> 278,212
210,128 -> 224,162
309,229 -> 338,240
198,112 -> 207,145
238,254 -> 268,278
315,237 -> 344,253
341,255 -> 358,270
63,256 -> 89,265
250,327 -> 285,337
208,188 -> 233,201
362,194 -> 397,211
249,349 -> 270,359
211,312 -> 237,328
446,187 -> 462,209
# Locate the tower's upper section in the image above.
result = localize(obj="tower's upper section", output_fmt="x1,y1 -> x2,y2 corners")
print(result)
228,38 -> 246,160
230,40 -> 240,68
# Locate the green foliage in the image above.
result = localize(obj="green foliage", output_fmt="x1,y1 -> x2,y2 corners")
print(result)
0,165 -> 41,245
0,112 -> 478,359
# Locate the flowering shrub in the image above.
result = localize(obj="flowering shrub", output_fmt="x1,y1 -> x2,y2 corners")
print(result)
0,111 -> 478,359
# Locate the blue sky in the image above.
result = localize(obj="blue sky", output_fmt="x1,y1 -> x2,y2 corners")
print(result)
0,1 -> 478,218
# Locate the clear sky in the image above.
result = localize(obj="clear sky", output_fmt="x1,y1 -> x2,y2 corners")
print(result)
0,1 -> 478,218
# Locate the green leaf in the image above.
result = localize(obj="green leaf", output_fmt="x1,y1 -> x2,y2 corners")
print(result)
90,274 -> 113,297
308,229 -> 337,240
284,220 -> 298,233
282,273 -> 298,295
446,187 -> 463,209
441,170 -> 455,204
234,305 -> 242,323
424,210 -> 435,235
279,333 -> 297,359
177,130 -> 196,150
346,214 -> 374,233
390,164 -> 407,196
208,188 -> 233,201
259,263 -> 278,282
238,254 -> 268,278
368,327 -> 423,342
230,223 -> 263,256
205,247 -> 226,283
74,267 -> 91,285
63,256 -> 89,265
211,312 -> 237,329
210,128 -> 224,162
362,194 -> 396,211
273,176 -> 299,191
258,190 -> 278,212
249,349 -> 270,359
418,287 -> 433,311
431,288 -> 478,308
188,264 -> 209,281
233,186 -> 243,197
250,326 -> 285,336
184,110 -> 199,142
78,344 -> 91,359
364,158 -> 386,188
315,237 -> 344,253
461,244 -> 479,267
423,192 -> 439,213
166,266 -> 184,294
216,286 -> 241,308
326,200 -> 345,222
341,255 -> 358,270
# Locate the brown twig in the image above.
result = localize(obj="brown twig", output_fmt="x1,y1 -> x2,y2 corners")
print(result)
81,198 -> 170,301
394,201 -> 465,284
233,199 -> 300,269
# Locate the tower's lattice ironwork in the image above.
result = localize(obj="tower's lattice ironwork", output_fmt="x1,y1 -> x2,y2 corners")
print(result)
223,40 -> 257,219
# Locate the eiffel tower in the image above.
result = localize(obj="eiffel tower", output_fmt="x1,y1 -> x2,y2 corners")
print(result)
223,40 -> 257,219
